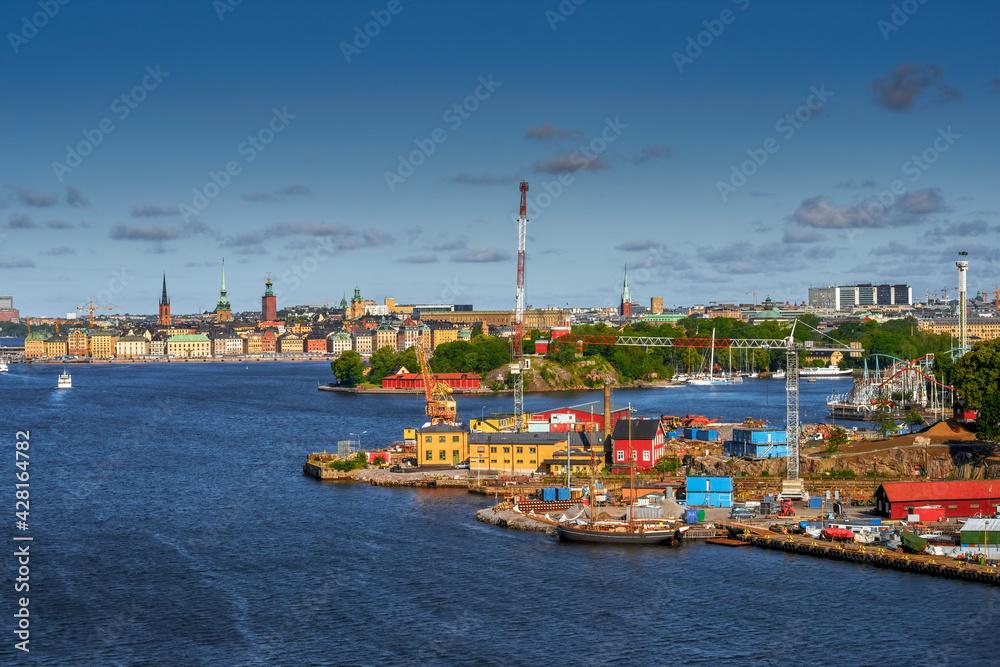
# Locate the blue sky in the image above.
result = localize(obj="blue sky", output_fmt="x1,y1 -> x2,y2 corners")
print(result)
2,0 -> 998,316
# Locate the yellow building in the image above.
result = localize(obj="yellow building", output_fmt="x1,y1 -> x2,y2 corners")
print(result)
115,331 -> 150,359
352,329 -> 374,356
24,333 -> 47,359
67,329 -> 90,356
243,332 -> 263,354
44,334 -> 69,358
468,413 -> 526,433
429,323 -> 458,350
277,332 -> 304,354
375,319 -> 398,351
417,424 -> 469,467
89,332 -> 118,359
421,309 -> 568,330
468,431 -> 587,474
921,317 -> 1000,342
166,333 -> 211,358
542,449 -> 602,476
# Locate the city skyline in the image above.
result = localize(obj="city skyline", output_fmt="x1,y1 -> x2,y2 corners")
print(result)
2,2 -> 999,315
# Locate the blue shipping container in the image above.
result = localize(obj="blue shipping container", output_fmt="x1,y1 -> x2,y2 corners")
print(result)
542,488 -> 556,501
556,487 -> 570,501
809,497 -> 823,508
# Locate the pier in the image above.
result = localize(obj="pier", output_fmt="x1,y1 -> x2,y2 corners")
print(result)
722,523 -> 1000,585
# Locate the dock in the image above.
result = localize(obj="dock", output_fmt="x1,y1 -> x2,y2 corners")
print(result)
723,526 -> 1000,585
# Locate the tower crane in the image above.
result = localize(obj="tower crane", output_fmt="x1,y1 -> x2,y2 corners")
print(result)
512,181 -> 528,432
565,319 -> 854,499
415,345 -> 456,424
991,285 -> 1000,312
745,291 -> 771,307
77,301 -> 118,327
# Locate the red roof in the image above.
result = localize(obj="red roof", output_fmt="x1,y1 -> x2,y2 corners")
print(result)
880,481 -> 1000,503
383,373 -> 481,380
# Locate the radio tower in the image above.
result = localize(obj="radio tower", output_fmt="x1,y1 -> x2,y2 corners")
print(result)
513,181 -> 528,432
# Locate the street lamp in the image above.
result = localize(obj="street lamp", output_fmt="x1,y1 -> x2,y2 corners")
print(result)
350,431 -> 368,452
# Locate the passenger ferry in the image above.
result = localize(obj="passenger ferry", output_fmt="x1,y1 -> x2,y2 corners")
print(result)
57,370 -> 72,389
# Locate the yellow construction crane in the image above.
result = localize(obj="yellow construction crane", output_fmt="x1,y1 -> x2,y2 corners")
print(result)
77,301 -> 118,327
415,345 -> 456,424
745,291 -> 772,307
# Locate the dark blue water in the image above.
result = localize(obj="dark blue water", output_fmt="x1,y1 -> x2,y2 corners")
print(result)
2,363 -> 995,666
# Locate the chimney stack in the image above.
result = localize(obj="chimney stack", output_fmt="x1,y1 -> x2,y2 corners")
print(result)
603,382 -> 612,438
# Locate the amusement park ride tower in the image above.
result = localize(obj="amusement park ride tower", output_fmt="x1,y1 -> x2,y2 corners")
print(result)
957,251 -> 969,355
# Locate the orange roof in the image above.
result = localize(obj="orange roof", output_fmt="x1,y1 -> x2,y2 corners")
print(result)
881,481 -> 1000,503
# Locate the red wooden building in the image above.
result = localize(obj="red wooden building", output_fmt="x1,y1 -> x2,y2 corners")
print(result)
381,372 -> 482,390
529,400 -> 630,433
611,419 -> 666,473
875,481 -> 1000,519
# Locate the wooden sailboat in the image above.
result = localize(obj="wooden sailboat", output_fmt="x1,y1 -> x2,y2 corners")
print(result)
556,401 -> 688,545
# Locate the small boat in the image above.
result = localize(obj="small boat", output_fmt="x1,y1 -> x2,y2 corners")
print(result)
0,362 -> 8,372
57,370 -> 72,389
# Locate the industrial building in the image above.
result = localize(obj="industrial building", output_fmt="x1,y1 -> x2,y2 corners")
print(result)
686,477 -> 733,508
875,481 -> 1000,519
723,427 -> 788,459
610,419 -> 666,472
528,400 -> 630,434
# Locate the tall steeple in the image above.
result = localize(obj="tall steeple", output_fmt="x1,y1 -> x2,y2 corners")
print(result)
160,273 -> 169,306
216,258 -> 232,322
158,273 -> 172,326
620,264 -> 632,318
261,273 -> 277,322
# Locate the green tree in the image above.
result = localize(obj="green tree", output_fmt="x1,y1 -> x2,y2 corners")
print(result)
953,339 -> 1000,410
653,456 -> 681,474
827,426 -> 848,453
548,338 -> 578,364
332,350 -> 365,386
976,392 -> 1000,442
368,346 -> 398,385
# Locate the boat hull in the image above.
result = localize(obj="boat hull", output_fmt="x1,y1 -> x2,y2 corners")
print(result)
556,524 -> 683,545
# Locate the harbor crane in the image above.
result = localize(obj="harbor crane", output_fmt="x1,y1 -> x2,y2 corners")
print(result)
77,300 -> 118,327
415,344 -> 456,424
566,320 -> 854,499
511,181 -> 528,432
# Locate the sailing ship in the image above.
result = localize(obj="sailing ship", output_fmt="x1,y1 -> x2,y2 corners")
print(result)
556,402 -> 688,545
686,329 -> 733,385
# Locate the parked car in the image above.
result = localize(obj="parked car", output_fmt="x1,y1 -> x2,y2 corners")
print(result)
455,460 -> 471,470
730,506 -> 756,519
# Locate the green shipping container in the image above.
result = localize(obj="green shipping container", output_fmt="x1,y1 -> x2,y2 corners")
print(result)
698,509 -> 705,522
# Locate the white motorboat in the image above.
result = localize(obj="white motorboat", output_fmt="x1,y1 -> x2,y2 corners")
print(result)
0,362 -> 8,372
57,370 -> 72,389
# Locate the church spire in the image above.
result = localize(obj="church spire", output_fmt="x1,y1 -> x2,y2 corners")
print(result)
160,273 -> 169,306
620,264 -> 632,318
